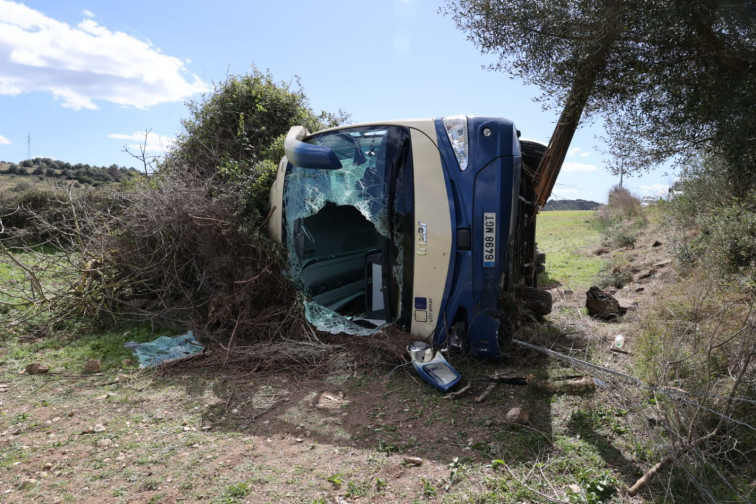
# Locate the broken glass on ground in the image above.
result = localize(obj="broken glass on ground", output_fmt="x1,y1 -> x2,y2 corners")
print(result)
125,331 -> 204,368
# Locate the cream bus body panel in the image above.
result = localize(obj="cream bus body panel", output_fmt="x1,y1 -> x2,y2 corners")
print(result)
407,123 -> 452,340
267,157 -> 286,242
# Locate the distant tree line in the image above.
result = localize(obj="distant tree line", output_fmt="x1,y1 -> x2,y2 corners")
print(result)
542,199 -> 600,211
0,157 -> 140,186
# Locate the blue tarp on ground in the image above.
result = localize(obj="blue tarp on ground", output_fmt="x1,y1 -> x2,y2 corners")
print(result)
125,331 -> 204,368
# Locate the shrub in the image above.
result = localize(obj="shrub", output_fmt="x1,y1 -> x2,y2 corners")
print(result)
11,182 -> 32,193
165,68 -> 348,182
668,155 -> 756,280
596,186 -> 645,249
2,69 -> 349,357
607,186 -> 641,219
599,264 -> 633,289
0,185 -> 124,246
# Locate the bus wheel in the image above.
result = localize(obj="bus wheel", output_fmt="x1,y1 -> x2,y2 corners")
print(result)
522,286 -> 552,316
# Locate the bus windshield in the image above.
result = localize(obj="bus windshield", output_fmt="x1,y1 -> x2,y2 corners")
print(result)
282,125 -> 408,330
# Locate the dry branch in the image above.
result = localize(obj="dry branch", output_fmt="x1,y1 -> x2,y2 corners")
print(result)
628,350 -> 754,496
475,383 -> 497,403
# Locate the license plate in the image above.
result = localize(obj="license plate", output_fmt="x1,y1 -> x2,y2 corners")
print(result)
483,212 -> 496,267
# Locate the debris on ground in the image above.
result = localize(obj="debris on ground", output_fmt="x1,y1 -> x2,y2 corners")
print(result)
82,359 -> 101,373
505,407 -> 529,424
406,341 -> 462,392
124,331 -> 204,368
527,375 -> 597,394
403,456 -> 423,466
613,334 -> 625,349
314,391 -> 348,409
444,383 -> 471,400
475,383 -> 497,403
481,374 -> 529,386
25,362 -> 49,374
586,286 -> 627,319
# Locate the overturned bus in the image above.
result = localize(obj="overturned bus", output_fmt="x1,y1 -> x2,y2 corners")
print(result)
268,116 -> 551,358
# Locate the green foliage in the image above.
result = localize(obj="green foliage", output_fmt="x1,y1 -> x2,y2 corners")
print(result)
444,0 -> 756,188
598,267 -> 633,290
326,473 -> 343,487
581,470 -> 617,503
421,477 -> 437,497
0,185 -> 129,246
220,482 -> 251,500
161,68 -> 348,228
669,155 -> 756,280
0,323 -> 159,374
166,68 -> 348,181
377,439 -> 399,455
345,479 -> 372,498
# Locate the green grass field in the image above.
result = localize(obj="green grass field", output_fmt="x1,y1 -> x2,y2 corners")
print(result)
537,210 -> 605,291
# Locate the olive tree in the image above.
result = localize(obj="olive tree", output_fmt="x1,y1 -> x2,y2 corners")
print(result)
444,0 -> 755,193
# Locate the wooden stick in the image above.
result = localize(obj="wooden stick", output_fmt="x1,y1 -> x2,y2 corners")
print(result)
444,383 -> 471,400
610,347 -> 634,355
475,383 -> 497,403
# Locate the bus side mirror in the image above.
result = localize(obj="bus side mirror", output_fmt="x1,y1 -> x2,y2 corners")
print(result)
284,126 -> 342,170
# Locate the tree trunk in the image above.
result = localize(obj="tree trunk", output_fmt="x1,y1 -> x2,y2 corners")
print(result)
533,33 -> 618,209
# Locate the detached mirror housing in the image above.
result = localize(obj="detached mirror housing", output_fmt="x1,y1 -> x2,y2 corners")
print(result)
284,126 -> 342,170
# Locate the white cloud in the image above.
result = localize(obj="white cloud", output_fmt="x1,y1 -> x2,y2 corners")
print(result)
0,0 -> 204,110
638,183 -> 670,197
562,161 -> 598,172
567,147 -> 591,158
82,9 -> 94,18
108,131 -> 175,153
0,134 -> 11,145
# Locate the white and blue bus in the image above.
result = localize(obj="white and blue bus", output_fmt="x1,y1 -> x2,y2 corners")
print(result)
269,116 -> 550,358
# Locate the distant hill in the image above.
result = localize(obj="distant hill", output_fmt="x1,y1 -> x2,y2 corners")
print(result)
542,199 -> 600,211
0,157 -> 140,190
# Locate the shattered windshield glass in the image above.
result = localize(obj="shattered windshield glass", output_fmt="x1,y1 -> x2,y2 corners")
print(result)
283,126 -> 409,333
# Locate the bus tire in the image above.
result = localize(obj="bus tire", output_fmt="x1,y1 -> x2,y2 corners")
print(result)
522,286 -> 552,316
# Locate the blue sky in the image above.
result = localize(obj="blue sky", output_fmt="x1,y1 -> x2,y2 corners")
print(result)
0,0 -> 675,202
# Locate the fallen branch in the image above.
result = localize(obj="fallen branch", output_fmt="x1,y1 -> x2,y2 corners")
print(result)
475,383 -> 497,403
444,383 -> 471,400
628,430 -> 717,496
610,347 -> 634,355
239,397 -> 288,429
0,241 -> 47,303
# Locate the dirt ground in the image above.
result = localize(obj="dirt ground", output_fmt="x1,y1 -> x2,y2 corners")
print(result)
0,227 -> 677,503
1,354 -> 566,503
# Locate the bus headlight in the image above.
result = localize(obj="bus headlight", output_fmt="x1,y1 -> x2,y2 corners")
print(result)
442,115 -> 469,171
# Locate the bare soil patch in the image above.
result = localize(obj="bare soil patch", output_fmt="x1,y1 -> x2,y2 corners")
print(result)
1,350 -> 568,503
